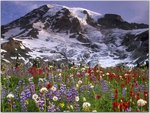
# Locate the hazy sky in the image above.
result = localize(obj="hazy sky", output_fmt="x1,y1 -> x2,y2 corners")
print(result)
1,1 -> 149,25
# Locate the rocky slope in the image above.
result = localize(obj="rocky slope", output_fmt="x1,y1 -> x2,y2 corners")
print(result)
1,4 -> 149,67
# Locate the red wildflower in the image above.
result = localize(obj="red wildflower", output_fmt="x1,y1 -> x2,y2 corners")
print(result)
112,101 -> 118,111
123,102 -> 129,110
77,73 -> 82,78
95,94 -> 101,100
46,66 -> 49,71
121,97 -> 125,102
28,67 -> 37,77
94,66 -> 98,72
121,84 -> 125,88
115,89 -> 118,94
87,68 -> 91,75
115,89 -> 118,99
144,91 -> 148,99
115,94 -> 118,99
38,68 -> 43,75
130,90 -> 134,97
136,92 -> 140,100
46,83 -> 52,89
118,103 -> 123,111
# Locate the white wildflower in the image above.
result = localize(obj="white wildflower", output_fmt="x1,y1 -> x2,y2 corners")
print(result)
89,83 -> 94,89
32,94 -> 38,101
7,93 -> 14,99
53,96 -> 58,101
81,68 -> 86,71
40,87 -> 48,93
96,70 -> 99,73
70,74 -> 74,78
78,80 -> 82,85
71,67 -> 74,69
7,76 -> 11,79
50,86 -> 57,91
82,102 -> 91,108
70,105 -> 74,110
75,96 -> 79,102
49,65 -> 53,68
99,75 -> 102,79
137,99 -> 147,107
59,73 -> 62,77
76,84 -> 79,88
39,78 -> 44,82
106,73 -> 110,76
28,77 -> 33,82
124,73 -> 128,77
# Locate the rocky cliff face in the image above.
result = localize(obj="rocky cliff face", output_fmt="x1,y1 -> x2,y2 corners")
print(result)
1,4 -> 149,67
98,14 -> 148,30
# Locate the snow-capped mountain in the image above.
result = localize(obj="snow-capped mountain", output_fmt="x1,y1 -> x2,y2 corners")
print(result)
1,4 -> 149,67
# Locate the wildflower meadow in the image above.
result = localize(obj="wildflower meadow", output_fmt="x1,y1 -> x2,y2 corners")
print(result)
1,62 -> 149,112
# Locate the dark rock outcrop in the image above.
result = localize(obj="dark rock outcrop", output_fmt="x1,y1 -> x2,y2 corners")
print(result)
122,30 -> 149,64
1,38 -> 31,60
98,14 -> 148,30
83,10 -> 97,27
76,33 -> 90,43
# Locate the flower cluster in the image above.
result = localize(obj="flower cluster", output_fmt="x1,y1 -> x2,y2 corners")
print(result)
1,63 -> 149,112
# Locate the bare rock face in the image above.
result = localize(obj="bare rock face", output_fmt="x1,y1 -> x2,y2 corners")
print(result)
98,14 -> 148,30
26,28 -> 39,38
1,38 -> 31,60
104,14 -> 124,22
122,30 -> 149,64
70,17 -> 81,33
83,10 -> 97,27
76,33 -> 90,43
43,8 -> 81,33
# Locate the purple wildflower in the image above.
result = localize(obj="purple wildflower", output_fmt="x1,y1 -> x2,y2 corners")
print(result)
29,83 -> 35,94
18,80 -> 23,85
47,103 -> 56,112
110,90 -> 115,100
60,84 -> 67,94
122,88 -> 127,97
139,84 -> 145,92
125,107 -> 132,112
66,87 -> 78,102
24,89 -> 32,98
74,103 -> 80,112
20,91 -> 27,112
100,80 -> 109,93
48,74 -> 53,82
38,100 -> 45,112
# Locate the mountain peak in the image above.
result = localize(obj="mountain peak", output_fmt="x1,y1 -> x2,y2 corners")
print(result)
1,4 -> 149,67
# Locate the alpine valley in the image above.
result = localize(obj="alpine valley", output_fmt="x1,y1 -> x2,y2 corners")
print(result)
1,4 -> 149,67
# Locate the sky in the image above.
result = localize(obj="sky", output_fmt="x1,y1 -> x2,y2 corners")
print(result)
1,1 -> 149,25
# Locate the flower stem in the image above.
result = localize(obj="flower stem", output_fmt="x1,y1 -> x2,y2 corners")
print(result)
10,101 -> 12,112
44,94 -> 46,112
